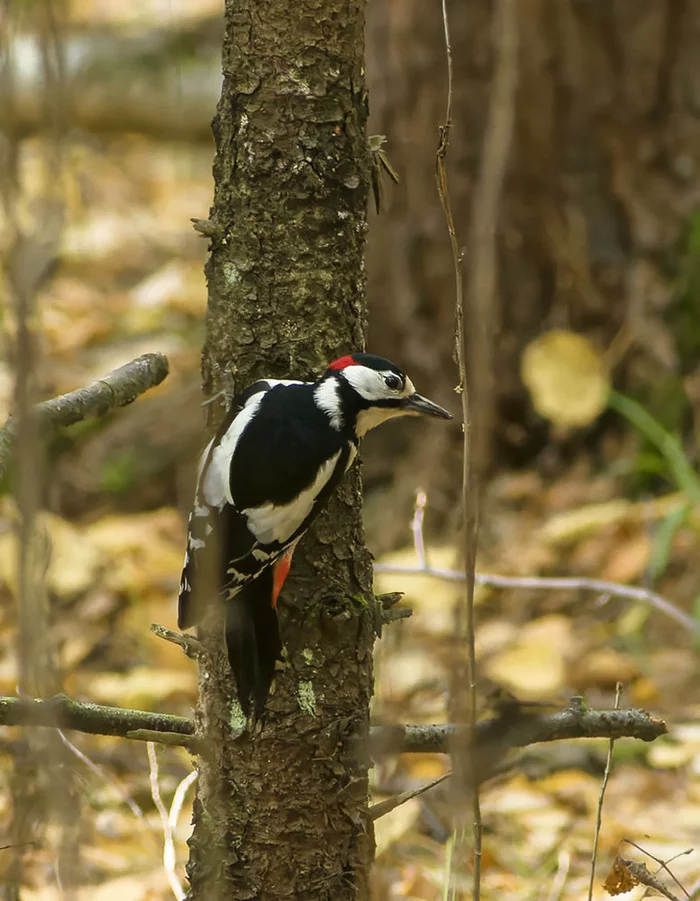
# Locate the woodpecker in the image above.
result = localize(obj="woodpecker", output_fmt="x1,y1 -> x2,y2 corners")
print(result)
178,352 -> 452,715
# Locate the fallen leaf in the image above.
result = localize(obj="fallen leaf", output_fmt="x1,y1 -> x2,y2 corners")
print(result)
521,330 -> 610,427
483,615 -> 577,699
602,856 -> 639,896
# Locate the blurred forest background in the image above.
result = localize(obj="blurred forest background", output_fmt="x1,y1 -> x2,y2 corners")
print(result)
2,0 -> 700,898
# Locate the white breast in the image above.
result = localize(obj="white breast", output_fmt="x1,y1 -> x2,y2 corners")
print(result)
244,450 -> 342,545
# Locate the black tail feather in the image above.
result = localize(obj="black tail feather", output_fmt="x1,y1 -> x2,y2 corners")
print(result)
225,569 -> 282,716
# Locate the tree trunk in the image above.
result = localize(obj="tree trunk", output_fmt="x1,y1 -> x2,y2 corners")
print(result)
185,2 -> 375,900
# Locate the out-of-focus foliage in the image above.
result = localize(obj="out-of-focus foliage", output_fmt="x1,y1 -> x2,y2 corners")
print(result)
521,330 -> 610,428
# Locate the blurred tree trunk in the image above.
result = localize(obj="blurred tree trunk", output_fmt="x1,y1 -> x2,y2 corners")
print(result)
365,0 -> 700,540
185,2 -> 375,900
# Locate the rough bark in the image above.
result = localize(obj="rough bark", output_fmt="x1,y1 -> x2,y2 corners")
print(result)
185,2 -> 374,900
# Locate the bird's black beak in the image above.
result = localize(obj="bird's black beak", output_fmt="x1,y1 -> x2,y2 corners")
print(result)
400,393 -> 453,419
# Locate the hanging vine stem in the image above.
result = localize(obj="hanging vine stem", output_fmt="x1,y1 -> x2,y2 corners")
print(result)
435,0 -> 482,895
437,0 -> 519,896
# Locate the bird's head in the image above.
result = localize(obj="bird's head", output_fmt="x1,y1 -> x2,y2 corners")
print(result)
320,353 -> 452,436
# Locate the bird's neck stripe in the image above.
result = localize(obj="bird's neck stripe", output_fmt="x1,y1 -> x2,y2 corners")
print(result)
327,355 -> 359,371
314,379 -> 344,430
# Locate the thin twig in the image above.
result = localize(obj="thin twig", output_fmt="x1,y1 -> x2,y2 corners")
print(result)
151,623 -> 204,659
547,849 -> 571,901
373,561 -> 699,633
411,490 -> 428,565
436,0 -> 482,891
147,743 -> 185,901
376,494 -> 697,633
622,840 -> 692,900
127,729 -> 200,748
587,682 -> 622,901
56,729 -> 150,831
369,772 -> 451,820
168,770 -> 198,841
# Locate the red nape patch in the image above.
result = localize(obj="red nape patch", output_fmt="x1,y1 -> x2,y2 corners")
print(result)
327,354 -> 359,371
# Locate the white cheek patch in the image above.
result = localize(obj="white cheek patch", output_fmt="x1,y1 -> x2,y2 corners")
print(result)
342,365 -> 414,402
342,366 -> 387,401
244,450 -> 342,544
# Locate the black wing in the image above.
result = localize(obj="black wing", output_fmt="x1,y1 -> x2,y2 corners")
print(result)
177,380 -> 273,629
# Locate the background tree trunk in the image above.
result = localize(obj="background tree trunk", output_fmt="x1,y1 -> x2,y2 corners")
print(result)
185,1 -> 376,899
364,0 -> 700,542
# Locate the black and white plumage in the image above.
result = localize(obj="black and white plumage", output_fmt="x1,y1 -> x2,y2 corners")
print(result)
177,352 -> 452,715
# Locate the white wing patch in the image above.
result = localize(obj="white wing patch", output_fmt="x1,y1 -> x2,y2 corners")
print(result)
198,381 -> 308,509
244,450 -> 342,545
203,393 -> 265,507
314,379 -> 344,430
264,379 -> 306,389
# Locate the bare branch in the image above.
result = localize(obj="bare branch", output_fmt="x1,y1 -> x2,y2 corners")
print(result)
374,562 -> 699,634
151,623 -> 204,660
369,772 -> 451,821
0,694 -> 666,757
0,352 -> 170,478
436,35 -> 483,861
0,694 -> 195,745
369,702 -> 667,756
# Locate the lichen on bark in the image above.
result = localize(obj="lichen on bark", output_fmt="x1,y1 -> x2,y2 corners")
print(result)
185,1 -> 375,899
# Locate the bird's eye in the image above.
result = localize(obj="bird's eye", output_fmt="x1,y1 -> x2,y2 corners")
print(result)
384,374 -> 402,391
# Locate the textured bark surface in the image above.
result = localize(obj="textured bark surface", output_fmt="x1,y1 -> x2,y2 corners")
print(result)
186,2 -> 375,900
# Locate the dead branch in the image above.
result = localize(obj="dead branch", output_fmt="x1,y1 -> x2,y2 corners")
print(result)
0,694 -> 195,747
0,352 -> 170,478
151,623 -> 204,659
0,694 -> 666,756
370,701 -> 666,756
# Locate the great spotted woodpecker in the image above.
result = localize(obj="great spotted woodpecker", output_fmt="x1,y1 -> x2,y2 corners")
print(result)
178,352 -> 452,715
